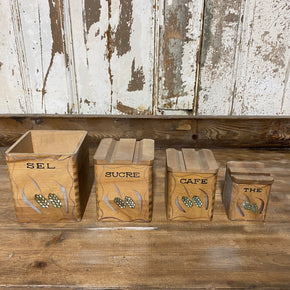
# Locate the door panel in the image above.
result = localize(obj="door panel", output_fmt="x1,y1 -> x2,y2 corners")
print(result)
158,0 -> 204,112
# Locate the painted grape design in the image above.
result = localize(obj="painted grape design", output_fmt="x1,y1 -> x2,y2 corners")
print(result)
33,193 -> 63,210
251,203 -> 258,213
113,196 -> 137,209
34,194 -> 50,208
125,196 -> 135,208
192,196 -> 202,208
242,200 -> 259,213
114,197 -> 126,208
109,185 -> 138,211
48,193 -> 62,208
176,192 -> 207,212
242,201 -> 252,210
181,196 -> 193,208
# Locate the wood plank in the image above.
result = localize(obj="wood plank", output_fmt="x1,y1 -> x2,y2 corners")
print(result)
69,0 -> 155,115
198,0 -> 290,116
181,148 -> 201,172
232,0 -> 290,115
198,0 -> 243,115
133,139 -> 154,165
166,148 -> 186,172
196,118 -> 290,148
10,0 -> 75,114
0,1 -> 25,114
158,0 -> 204,111
69,0 -> 111,114
93,138 -> 116,164
199,149 -> 218,173
110,1 -> 155,115
112,139 -> 136,164
0,116 -> 290,149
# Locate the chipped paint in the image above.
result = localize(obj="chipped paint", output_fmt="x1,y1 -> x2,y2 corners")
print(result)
199,0 -> 290,116
233,0 -> 290,115
42,0 -> 65,109
159,0 -> 204,111
110,0 -> 155,114
198,0 -> 243,115
162,0 -> 191,106
105,0 -> 113,113
9,0 -> 34,113
114,0 -> 133,57
116,101 -> 150,115
83,0 -> 101,43
2,0 -> 289,116
127,58 -> 145,91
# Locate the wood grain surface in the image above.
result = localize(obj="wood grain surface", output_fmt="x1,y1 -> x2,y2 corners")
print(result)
0,116 -> 289,148
0,147 -> 290,288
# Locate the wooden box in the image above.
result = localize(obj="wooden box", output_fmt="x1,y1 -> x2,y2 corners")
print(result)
223,161 -> 274,221
5,130 -> 91,222
94,138 -> 154,222
166,148 -> 218,221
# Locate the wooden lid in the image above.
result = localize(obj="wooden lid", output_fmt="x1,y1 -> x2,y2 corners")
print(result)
231,174 -> 274,184
93,138 -> 154,165
227,161 -> 270,175
166,148 -> 218,173
227,161 -> 273,184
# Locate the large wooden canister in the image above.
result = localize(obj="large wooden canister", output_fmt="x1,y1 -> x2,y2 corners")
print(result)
94,138 -> 154,222
5,130 -> 90,222
166,148 -> 218,221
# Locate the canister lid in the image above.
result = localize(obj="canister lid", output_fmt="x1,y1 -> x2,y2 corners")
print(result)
94,138 -> 154,165
227,161 -> 273,184
231,174 -> 274,184
166,148 -> 218,173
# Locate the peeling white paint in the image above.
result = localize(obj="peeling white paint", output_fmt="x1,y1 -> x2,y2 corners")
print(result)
70,0 -> 111,114
158,0 -> 204,111
0,1 -> 24,114
233,0 -> 290,115
198,0 -> 242,115
179,0 -> 204,110
199,0 -> 290,116
111,0 -> 155,114
44,52 -> 70,114
0,0 -> 289,116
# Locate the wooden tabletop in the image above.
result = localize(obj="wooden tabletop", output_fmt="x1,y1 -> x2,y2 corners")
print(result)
0,148 -> 290,288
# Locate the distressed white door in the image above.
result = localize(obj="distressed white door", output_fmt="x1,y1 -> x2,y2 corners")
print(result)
70,0 -> 156,115
157,0 -> 204,115
1,0 -> 156,115
0,0 -> 289,116
198,0 -> 290,115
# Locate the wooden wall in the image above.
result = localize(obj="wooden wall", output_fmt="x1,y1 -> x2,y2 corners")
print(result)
0,0 -> 289,115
